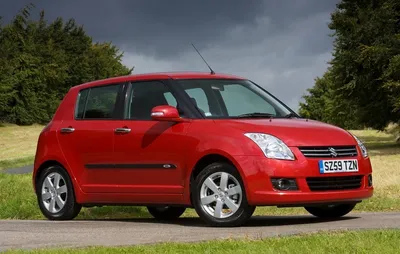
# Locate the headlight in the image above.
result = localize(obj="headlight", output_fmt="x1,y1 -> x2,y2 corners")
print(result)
244,133 -> 295,160
352,134 -> 368,158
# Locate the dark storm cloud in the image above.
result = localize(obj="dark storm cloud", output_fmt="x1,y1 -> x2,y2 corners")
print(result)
2,0 -> 338,58
2,0 -> 265,57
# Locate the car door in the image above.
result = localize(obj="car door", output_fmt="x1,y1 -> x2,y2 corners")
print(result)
112,80 -> 192,195
57,83 -> 125,193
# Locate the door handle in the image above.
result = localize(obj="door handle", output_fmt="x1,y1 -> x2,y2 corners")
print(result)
114,127 -> 131,134
60,127 -> 75,133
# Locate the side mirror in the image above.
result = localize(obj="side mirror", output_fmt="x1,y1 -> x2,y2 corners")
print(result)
151,105 -> 184,122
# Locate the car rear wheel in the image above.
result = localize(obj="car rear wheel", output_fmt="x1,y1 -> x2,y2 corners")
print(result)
147,206 -> 186,220
37,165 -> 81,220
304,203 -> 356,218
192,162 -> 255,227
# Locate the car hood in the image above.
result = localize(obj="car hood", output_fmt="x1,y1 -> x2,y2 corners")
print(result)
215,118 -> 356,147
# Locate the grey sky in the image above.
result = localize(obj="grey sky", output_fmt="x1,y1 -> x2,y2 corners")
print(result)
1,0 -> 339,111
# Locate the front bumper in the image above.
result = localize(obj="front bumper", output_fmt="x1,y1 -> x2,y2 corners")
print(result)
235,147 -> 374,206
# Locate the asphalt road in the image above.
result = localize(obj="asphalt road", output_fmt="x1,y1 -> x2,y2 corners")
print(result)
2,165 -> 32,174
1,212 -> 400,251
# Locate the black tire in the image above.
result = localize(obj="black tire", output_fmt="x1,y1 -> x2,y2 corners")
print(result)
192,162 -> 256,227
36,165 -> 82,220
304,203 -> 356,218
147,206 -> 186,220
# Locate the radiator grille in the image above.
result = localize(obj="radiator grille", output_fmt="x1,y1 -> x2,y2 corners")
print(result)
299,146 -> 358,158
306,175 -> 363,191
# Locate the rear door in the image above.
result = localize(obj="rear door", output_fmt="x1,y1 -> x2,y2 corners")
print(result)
112,80 -> 192,195
57,83 -> 125,193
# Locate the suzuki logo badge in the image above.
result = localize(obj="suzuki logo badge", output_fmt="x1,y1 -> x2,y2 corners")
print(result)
328,147 -> 338,157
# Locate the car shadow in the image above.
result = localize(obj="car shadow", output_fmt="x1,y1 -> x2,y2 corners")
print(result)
81,215 -> 359,228
141,122 -> 175,148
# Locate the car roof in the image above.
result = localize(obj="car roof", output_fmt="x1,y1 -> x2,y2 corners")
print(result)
71,72 -> 246,91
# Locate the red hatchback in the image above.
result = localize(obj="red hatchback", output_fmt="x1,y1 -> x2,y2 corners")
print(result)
33,72 -> 373,226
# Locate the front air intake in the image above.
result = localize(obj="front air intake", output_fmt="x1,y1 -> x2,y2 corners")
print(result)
306,175 -> 363,191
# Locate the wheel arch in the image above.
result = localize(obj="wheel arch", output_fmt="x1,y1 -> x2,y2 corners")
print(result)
34,160 -> 65,191
33,159 -> 83,203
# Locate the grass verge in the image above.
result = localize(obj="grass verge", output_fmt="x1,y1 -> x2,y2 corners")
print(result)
4,229 -> 400,253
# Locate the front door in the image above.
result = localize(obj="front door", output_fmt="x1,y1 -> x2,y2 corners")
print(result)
112,80 -> 192,195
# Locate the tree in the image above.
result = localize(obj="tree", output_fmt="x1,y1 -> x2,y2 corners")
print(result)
0,4 -> 133,125
299,69 -> 363,129
299,0 -> 400,130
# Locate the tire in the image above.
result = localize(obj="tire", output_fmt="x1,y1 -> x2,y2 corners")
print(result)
36,165 -> 82,220
147,206 -> 186,220
192,162 -> 255,227
304,203 -> 356,218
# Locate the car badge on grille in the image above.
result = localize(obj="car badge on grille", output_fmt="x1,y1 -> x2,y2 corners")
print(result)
328,147 -> 338,157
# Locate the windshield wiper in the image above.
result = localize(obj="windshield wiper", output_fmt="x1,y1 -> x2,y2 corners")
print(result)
235,112 -> 275,119
284,112 -> 299,118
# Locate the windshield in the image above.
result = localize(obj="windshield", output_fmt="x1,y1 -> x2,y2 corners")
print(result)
175,79 -> 295,119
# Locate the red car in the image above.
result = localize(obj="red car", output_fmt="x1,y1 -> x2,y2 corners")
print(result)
33,72 -> 373,227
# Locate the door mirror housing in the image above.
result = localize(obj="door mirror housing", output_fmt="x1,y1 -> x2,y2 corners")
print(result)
151,105 -> 184,122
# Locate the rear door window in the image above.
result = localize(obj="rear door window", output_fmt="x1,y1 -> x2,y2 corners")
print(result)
75,84 -> 121,119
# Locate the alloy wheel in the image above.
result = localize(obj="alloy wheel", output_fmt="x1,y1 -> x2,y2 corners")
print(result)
41,172 -> 68,213
199,171 -> 243,219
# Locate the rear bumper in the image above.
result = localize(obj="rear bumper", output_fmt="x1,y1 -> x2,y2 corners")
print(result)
234,149 -> 374,206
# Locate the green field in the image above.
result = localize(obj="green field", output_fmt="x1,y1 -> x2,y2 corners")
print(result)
4,230 -> 400,254
0,124 -> 399,219
0,124 -> 43,170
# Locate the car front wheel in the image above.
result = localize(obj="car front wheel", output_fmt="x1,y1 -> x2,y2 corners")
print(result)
36,165 -> 81,220
304,203 -> 356,218
192,162 -> 255,227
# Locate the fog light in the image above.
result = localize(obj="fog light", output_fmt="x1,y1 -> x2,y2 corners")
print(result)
368,174 -> 373,187
271,178 -> 298,191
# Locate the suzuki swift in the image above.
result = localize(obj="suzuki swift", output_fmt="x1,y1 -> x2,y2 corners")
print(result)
33,72 -> 373,227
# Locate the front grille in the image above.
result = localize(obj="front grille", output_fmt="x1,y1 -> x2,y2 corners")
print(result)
299,146 -> 358,158
306,175 -> 363,191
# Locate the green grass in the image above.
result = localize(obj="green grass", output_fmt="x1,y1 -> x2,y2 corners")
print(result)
0,124 -> 42,171
0,124 -> 43,162
4,229 -> 400,253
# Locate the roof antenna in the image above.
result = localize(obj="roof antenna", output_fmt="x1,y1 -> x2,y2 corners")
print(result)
191,43 -> 215,75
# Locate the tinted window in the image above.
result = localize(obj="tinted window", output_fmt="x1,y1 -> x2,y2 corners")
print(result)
75,89 -> 89,119
127,81 -> 179,120
83,84 -> 120,119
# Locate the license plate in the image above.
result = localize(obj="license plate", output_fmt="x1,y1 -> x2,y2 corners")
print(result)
318,159 -> 359,173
